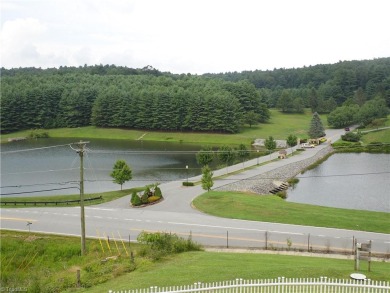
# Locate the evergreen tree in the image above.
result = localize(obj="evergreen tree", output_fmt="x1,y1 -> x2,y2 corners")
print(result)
309,88 -> 319,113
308,112 -> 326,138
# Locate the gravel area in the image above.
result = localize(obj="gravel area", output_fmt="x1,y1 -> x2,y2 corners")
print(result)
215,146 -> 335,194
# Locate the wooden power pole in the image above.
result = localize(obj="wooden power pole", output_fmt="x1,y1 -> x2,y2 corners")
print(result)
75,141 -> 89,255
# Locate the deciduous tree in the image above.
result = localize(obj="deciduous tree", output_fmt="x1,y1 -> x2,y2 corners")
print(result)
196,146 -> 214,166
201,165 -> 214,192
110,160 -> 132,190
264,136 -> 277,155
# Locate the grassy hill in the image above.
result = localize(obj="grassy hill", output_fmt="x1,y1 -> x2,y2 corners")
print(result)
1,109 -> 323,145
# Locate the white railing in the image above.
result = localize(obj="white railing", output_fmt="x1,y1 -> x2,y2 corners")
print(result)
109,277 -> 390,293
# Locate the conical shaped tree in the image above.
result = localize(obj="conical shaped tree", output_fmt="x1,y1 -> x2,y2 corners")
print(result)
308,112 -> 326,139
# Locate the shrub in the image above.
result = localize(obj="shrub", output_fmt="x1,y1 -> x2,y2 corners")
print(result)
287,178 -> 299,189
154,186 -> 162,198
287,178 -> 299,185
182,181 -> 194,186
137,231 -> 202,260
141,188 -> 150,204
131,191 -> 142,206
341,132 -> 361,142
28,129 -> 49,139
276,191 -> 287,199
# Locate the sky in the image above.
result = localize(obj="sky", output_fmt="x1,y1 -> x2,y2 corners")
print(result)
1,0 -> 390,74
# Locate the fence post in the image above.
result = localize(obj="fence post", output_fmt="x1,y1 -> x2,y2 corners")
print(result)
265,231 -> 268,250
76,269 -> 81,287
226,231 -> 229,248
307,233 -> 310,252
368,240 -> 372,272
354,238 -> 358,271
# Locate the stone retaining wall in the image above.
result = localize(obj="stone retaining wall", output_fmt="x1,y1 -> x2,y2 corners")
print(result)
214,146 -> 335,195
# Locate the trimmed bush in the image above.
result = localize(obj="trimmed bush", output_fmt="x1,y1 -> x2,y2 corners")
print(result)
154,186 -> 162,198
182,181 -> 194,186
130,191 -> 142,206
141,190 -> 149,204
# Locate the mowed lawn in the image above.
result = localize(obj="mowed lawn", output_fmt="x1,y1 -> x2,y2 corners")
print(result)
83,251 -> 390,293
361,129 -> 390,144
1,109 -> 323,146
192,191 -> 390,234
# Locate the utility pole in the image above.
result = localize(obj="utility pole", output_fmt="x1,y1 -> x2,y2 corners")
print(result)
75,141 -> 89,255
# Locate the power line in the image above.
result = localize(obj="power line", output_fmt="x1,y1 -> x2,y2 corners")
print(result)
0,143 -> 71,154
0,181 -> 79,189
1,187 -> 79,196
4,171 -> 388,190
297,171 -> 390,179
1,168 -> 79,175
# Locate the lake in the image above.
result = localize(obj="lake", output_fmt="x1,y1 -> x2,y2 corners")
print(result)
1,138 -> 201,197
286,153 -> 390,212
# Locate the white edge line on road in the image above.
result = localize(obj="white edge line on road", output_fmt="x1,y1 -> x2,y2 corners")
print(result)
167,221 -> 304,235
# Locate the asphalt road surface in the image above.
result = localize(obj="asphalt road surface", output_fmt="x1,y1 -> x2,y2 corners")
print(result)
1,128 -> 389,255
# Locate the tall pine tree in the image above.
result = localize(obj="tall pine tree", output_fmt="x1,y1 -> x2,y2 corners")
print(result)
308,112 -> 326,138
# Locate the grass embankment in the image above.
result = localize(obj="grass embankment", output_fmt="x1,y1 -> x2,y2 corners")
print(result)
0,188 -> 142,208
1,231 -> 388,293
192,191 -> 390,234
361,129 -> 390,144
1,109 -> 321,145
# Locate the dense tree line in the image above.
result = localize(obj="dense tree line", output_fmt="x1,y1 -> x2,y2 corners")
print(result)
327,98 -> 389,128
1,72 -> 269,134
205,58 -> 390,111
2,58 -> 389,134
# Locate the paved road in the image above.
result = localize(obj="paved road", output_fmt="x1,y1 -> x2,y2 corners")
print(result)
1,128 -> 389,254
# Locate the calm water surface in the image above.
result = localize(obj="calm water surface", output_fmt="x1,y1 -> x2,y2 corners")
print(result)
1,138 -> 201,197
286,153 -> 390,212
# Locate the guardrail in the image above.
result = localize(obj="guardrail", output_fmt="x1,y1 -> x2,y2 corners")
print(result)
0,196 -> 103,206
108,277 -> 390,293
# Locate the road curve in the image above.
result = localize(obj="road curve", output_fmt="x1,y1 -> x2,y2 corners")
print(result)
1,128 -> 389,255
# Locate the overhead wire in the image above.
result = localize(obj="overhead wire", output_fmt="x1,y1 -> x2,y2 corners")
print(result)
1,181 -> 79,188
1,187 -> 79,196
0,143 -> 72,154
2,142 -> 389,195
1,168 -> 79,175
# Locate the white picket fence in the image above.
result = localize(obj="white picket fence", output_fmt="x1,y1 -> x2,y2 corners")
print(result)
108,277 -> 390,293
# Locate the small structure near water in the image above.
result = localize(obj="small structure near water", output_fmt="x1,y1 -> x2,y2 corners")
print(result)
278,149 -> 287,159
